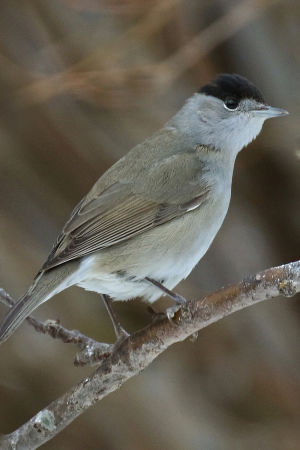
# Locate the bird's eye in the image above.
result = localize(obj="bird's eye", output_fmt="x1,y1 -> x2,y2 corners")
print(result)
224,98 -> 239,110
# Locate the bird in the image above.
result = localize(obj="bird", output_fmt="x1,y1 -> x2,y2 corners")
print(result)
0,73 -> 288,345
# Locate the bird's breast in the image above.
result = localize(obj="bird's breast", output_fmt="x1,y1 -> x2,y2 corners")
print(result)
77,188 -> 230,302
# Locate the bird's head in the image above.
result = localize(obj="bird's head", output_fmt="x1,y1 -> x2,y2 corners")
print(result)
176,73 -> 288,156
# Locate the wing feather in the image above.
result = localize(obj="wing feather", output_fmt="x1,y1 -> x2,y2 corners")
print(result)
42,151 -> 211,271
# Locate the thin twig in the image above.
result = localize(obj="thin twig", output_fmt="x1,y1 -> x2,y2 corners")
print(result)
0,261 -> 299,450
0,289 -> 112,365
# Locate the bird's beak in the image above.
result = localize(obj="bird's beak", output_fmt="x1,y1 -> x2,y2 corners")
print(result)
254,105 -> 289,119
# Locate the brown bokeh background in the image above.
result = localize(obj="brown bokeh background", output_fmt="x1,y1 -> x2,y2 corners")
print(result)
0,0 -> 299,449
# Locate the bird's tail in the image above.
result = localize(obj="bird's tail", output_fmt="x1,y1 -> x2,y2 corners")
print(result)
0,262 -> 78,344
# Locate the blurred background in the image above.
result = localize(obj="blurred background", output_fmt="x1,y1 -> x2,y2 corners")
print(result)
0,0 -> 299,448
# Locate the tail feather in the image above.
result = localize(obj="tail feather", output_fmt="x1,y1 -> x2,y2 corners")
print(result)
0,291 -> 42,343
0,262 -> 79,344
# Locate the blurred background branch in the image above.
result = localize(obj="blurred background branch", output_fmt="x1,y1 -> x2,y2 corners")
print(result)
16,0 -> 281,106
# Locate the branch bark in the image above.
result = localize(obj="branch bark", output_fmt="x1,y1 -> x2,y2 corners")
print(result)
0,261 -> 299,450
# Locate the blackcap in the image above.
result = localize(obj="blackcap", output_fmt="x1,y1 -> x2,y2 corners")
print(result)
0,74 -> 288,344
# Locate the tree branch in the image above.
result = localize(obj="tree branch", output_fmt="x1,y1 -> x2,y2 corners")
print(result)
0,289 -> 113,365
0,261 -> 299,449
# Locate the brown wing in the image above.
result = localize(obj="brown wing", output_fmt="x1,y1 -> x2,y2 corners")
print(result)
42,149 -> 211,271
43,185 -> 209,270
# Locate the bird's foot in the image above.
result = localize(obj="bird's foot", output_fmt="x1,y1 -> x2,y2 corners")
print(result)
145,277 -> 187,325
166,291 -> 187,325
165,292 -> 187,324
75,294 -> 131,366
166,304 -> 182,323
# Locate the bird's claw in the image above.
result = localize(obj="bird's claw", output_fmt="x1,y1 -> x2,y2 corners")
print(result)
166,304 -> 182,325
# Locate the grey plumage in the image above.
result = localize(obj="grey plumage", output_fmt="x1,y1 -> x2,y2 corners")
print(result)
0,74 -> 288,344
0,261 -> 80,343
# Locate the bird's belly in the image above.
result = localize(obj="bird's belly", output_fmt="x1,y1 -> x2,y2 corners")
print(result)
78,195 -> 229,303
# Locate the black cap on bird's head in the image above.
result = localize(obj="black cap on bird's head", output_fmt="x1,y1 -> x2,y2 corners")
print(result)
200,73 -> 265,105
183,73 -> 289,153
199,73 -> 288,118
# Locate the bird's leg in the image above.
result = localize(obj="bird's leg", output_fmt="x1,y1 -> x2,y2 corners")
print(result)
145,277 -> 187,305
101,294 -> 130,342
145,277 -> 187,322
77,295 -> 129,365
